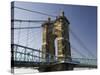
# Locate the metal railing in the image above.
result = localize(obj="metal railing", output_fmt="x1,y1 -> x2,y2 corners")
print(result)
11,44 -> 97,67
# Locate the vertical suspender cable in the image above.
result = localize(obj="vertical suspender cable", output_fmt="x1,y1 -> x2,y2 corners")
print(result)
16,21 -> 22,61
26,22 -> 30,61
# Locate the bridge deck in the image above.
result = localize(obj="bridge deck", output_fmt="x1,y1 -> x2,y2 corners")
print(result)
11,44 -> 97,69
12,60 -> 97,68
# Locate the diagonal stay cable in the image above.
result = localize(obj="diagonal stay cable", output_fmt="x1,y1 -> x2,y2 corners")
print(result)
65,39 -> 87,58
69,28 -> 96,58
11,19 -> 49,23
11,26 -> 42,29
12,6 -> 56,18
70,44 -> 87,58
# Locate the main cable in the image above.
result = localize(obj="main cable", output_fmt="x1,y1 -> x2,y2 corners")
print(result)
12,6 -> 56,18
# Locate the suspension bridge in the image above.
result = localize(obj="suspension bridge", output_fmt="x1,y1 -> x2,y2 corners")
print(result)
11,2 -> 97,72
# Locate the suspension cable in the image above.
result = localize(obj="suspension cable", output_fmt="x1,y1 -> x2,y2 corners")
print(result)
17,21 -> 22,44
69,28 -> 95,58
65,39 -> 87,58
26,22 -> 30,47
70,44 -> 87,58
12,26 -> 41,30
11,19 -> 49,23
12,6 -> 56,18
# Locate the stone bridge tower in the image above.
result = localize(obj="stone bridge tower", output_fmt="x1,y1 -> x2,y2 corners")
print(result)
41,11 -> 73,71
53,11 -> 71,62
42,17 -> 55,62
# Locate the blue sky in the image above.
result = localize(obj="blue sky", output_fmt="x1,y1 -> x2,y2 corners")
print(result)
13,1 -> 97,59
